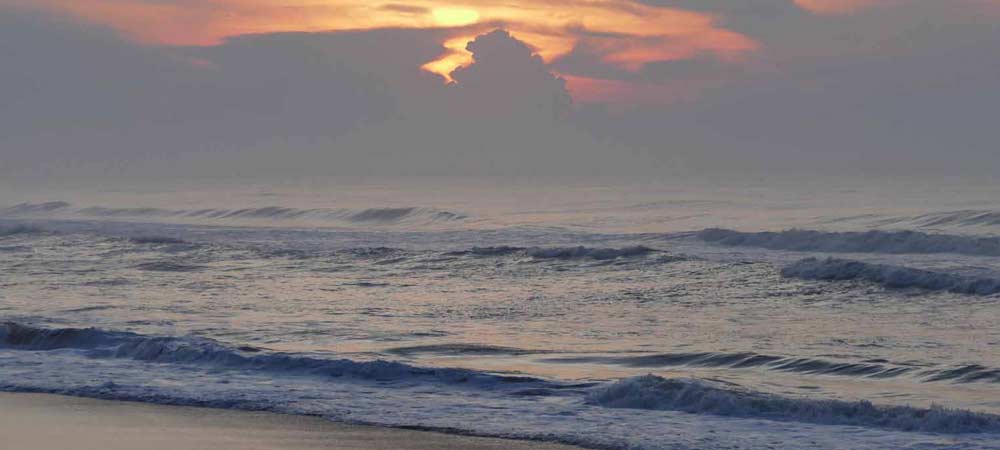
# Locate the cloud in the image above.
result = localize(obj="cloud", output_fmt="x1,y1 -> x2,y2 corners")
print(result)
450,30 -> 572,118
792,0 -> 895,14
5,0 -> 758,102
0,10 -> 649,179
792,0 -> 1000,16
0,7 -> 429,177
3,1 -> 1000,181
576,2 -> 1000,175
321,30 -> 649,176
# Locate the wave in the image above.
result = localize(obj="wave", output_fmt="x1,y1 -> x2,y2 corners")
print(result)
0,322 -> 544,387
925,365 -> 1000,384
699,228 -> 1000,257
386,344 -> 553,357
782,258 -> 1000,295
0,201 -> 71,214
20,327 -> 541,388
526,246 -> 656,260
128,236 -> 190,245
589,375 -> 1000,433
544,352 -> 998,384
908,210 -> 1000,228
133,261 -> 207,272
450,246 -> 659,261
1,202 -> 467,226
4,322 -> 1000,437
0,224 -> 45,237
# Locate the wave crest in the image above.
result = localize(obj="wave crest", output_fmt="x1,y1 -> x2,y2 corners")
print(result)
2,202 -> 467,226
0,323 -> 542,386
588,375 -> 1000,433
545,351 -> 999,384
782,258 -> 1000,295
5,323 -> 1000,435
700,228 -> 1000,257
450,246 -> 659,260
0,224 -> 45,237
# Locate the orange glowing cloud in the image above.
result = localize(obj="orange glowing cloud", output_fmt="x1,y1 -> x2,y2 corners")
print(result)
793,0 -> 897,14
794,1 -> 1000,17
8,0 -> 758,101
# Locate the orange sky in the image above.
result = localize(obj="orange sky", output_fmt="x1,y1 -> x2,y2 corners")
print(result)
8,0 -> 760,100
795,0 -> 1000,14
18,1 -> 992,102
793,0 -> 893,14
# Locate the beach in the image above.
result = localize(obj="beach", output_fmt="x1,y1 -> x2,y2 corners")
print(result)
0,393 -> 580,450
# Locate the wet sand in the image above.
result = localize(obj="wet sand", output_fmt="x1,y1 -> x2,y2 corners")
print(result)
0,392 -> 582,450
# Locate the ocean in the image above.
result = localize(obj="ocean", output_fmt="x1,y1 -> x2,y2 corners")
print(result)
1,176 -> 999,449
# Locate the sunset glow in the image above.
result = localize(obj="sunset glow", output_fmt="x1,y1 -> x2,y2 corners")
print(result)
793,0 -> 894,14
421,34 -> 478,84
10,0 -> 759,100
432,7 -> 480,26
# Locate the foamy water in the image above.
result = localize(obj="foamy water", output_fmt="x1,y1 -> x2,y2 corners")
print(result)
1,177 -> 999,449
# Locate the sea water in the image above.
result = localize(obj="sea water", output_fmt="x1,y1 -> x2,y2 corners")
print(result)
1,175 -> 999,449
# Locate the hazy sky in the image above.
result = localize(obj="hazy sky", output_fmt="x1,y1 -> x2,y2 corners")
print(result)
1,0 -> 998,181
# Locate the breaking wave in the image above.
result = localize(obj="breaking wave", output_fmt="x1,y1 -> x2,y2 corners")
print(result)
699,228 -> 1000,257
4,322 -> 1000,436
450,246 -> 659,260
0,202 -> 467,226
0,224 -> 45,237
544,352 -> 999,384
782,258 -> 1000,295
0,201 -> 71,214
589,375 -> 1000,433
0,322 -> 541,386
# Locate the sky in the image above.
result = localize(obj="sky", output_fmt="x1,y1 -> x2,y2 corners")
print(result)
1,0 -> 999,181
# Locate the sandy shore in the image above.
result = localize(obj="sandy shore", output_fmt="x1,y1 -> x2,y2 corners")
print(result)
0,392 -> 581,450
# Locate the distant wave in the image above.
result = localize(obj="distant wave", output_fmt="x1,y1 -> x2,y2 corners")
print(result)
0,201 -> 71,214
128,236 -> 190,245
544,351 -> 998,384
0,202 -> 467,226
450,245 -> 660,261
526,246 -> 656,260
699,228 -> 1000,257
0,224 -> 45,237
782,258 -> 1000,295
589,375 -> 1000,433
907,210 -> 1000,228
133,261 -> 207,272
386,343 -> 553,357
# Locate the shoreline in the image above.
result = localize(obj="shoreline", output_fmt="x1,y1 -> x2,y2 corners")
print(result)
0,392 -> 583,450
